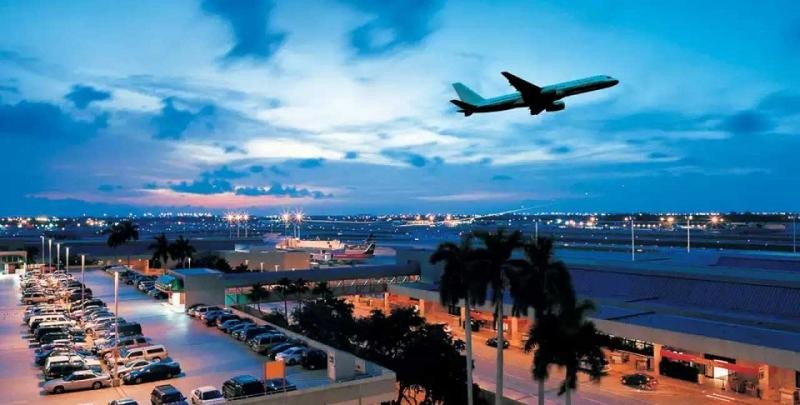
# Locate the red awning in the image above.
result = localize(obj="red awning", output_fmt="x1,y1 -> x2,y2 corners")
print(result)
661,349 -> 696,362
712,360 -> 759,377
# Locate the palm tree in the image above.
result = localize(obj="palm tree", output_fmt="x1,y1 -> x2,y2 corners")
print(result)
473,229 -> 522,405
169,236 -> 195,267
291,278 -> 310,309
106,220 -> 139,267
246,284 -> 270,312
431,234 -> 488,405
508,237 -> 574,405
525,300 -> 607,405
148,233 -> 170,273
312,281 -> 334,300
274,277 -> 293,321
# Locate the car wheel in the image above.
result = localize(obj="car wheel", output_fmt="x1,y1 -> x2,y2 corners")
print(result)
135,377 -> 142,384
92,381 -> 102,389
53,386 -> 64,394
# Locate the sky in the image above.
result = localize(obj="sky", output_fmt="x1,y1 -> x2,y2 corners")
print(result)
0,0 -> 799,215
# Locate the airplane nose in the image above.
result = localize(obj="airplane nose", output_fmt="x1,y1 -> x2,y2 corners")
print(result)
610,78 -> 619,86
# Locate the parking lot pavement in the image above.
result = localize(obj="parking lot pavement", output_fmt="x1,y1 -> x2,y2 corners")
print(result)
2,271 -> 324,404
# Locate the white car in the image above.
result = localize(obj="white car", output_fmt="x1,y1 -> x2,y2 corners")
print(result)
43,370 -> 111,394
190,386 -> 225,404
275,346 -> 308,365
113,359 -> 151,378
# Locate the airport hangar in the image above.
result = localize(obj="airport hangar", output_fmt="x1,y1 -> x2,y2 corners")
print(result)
162,247 -> 800,403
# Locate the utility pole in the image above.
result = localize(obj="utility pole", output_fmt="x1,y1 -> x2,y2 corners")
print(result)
113,270 -> 120,386
65,247 -> 69,273
48,239 -> 52,270
630,217 -> 635,261
81,255 -> 85,306
793,214 -> 797,255
687,215 -> 692,253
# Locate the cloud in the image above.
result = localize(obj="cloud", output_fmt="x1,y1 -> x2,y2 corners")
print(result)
719,110 -> 773,134
297,158 -> 325,169
344,151 -> 359,159
205,165 -> 248,179
418,191 -> 525,202
223,144 -> 246,154
0,85 -> 18,94
344,0 -> 444,56
235,182 -> 332,199
492,174 -> 512,181
757,91 -> 800,117
380,149 -> 430,167
549,145 -> 573,155
151,97 -> 215,140
0,100 -> 107,140
64,84 -> 111,109
143,182 -> 159,190
269,165 -> 288,176
249,165 -> 264,173
97,184 -> 122,193
647,152 -> 670,160
202,0 -> 286,62
169,178 -> 233,194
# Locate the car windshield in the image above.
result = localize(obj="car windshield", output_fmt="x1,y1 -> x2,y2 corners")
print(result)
203,390 -> 223,399
163,393 -> 184,401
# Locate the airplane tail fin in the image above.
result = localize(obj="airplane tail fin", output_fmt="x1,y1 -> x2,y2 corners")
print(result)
452,83 -> 485,105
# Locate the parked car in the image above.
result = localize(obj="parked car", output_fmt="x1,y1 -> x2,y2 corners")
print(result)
42,370 -> 111,394
123,362 -> 182,385
621,373 -> 658,390
113,358 -> 152,379
221,375 -> 265,400
108,398 -> 138,405
301,349 -> 328,370
237,326 -> 274,342
214,314 -> 240,327
185,303 -> 205,316
264,378 -> 297,394
107,344 -> 168,366
275,346 -> 308,365
486,336 -> 510,349
266,342 -> 303,360
202,310 -> 232,325
249,333 -> 288,354
151,384 -> 189,405
578,358 -> 611,374
189,385 -> 225,404
193,306 -> 222,318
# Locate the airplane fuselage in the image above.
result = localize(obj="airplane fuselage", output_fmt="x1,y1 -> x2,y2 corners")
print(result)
468,75 -> 618,114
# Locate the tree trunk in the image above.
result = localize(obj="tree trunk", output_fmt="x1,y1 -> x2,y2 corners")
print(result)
538,379 -> 545,405
495,301 -> 504,405
464,295 -> 474,405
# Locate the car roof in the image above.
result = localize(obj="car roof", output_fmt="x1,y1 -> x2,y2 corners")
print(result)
231,374 -> 259,383
197,385 -> 219,392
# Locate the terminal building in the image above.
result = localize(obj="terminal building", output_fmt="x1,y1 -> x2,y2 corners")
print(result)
157,246 -> 800,403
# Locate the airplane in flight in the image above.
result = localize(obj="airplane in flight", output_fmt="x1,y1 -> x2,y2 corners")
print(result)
450,72 -> 619,116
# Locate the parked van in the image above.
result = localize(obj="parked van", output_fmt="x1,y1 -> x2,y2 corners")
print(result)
108,344 -> 168,366
29,314 -> 69,330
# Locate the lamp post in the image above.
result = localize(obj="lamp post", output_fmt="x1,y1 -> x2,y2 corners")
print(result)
80,255 -> 85,306
40,236 -> 45,265
628,217 -> 635,261
187,257 -> 192,268
534,219 -> 539,240
260,262 -> 264,272
48,239 -> 52,270
113,269 -> 120,386
56,243 -> 61,270
65,247 -> 69,273
793,214 -> 797,255
686,215 -> 693,253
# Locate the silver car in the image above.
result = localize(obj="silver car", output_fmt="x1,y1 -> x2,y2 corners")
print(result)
43,370 -> 111,394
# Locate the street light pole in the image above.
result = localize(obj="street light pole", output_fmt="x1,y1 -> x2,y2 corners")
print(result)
66,247 -> 69,273
793,215 -> 797,255
687,215 -> 692,253
56,243 -> 61,270
48,239 -> 52,270
81,255 -> 85,306
534,220 -> 539,240
630,217 -> 635,261
40,236 -> 44,265
113,270 -> 120,386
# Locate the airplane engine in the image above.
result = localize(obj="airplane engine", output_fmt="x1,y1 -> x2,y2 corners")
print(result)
545,101 -> 566,112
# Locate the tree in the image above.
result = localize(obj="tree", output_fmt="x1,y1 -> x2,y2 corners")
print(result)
431,234 -> 488,405
246,284 -> 270,312
24,245 -> 40,264
473,229 -> 522,405
233,262 -> 249,272
293,296 -> 356,349
525,300 -> 607,405
192,251 -> 233,273
106,220 -> 139,267
291,278 -> 310,310
148,233 -> 170,273
311,281 -> 334,299
508,237 -> 575,405
168,236 -> 195,267
274,277 -> 293,322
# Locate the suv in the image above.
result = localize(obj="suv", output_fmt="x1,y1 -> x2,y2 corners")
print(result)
150,384 -> 188,405
249,333 -> 287,354
221,375 -> 266,400
301,349 -> 328,370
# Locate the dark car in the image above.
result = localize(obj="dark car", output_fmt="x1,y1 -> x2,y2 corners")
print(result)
223,318 -> 254,333
620,373 -> 657,390
238,326 -> 275,342
217,318 -> 244,333
264,378 -> 297,394
214,314 -> 240,327
40,331 -> 71,345
486,336 -> 510,349
150,384 -> 188,405
123,362 -> 182,385
44,362 -> 87,380
301,349 -> 328,370
36,347 -> 92,366
203,310 -> 231,326
222,374 -> 266,400
108,399 -> 138,405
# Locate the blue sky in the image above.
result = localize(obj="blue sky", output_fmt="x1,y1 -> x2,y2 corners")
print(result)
0,0 -> 798,215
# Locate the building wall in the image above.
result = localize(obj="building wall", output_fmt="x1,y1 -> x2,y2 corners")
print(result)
172,271 -> 226,307
222,250 -> 310,271
229,374 -> 396,405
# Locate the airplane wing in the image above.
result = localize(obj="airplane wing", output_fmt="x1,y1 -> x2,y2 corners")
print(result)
501,72 -> 544,114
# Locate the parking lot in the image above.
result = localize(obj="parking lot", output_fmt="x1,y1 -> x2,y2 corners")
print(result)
2,269 -> 328,404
